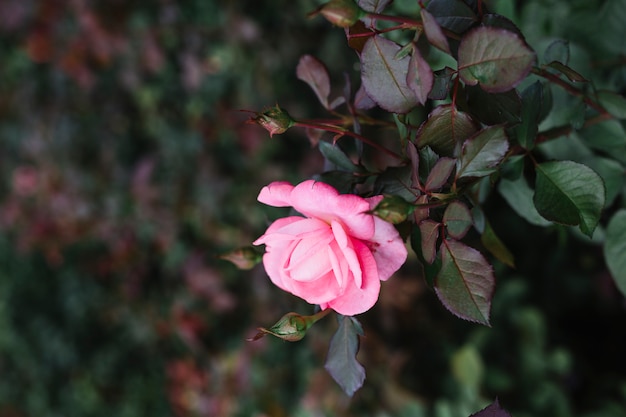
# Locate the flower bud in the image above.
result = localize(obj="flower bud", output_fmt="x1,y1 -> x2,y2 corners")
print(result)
371,195 -> 415,224
248,310 -> 331,342
219,246 -> 263,270
311,0 -> 366,28
248,105 -> 295,137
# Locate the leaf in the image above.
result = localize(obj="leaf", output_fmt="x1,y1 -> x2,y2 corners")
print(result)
456,125 -> 509,179
480,219 -> 515,267
426,0 -> 478,34
514,81 -> 545,149
410,223 -> 441,287
373,165 -> 416,201
443,200 -> 473,239
354,83 -> 377,110
406,46 -> 434,105
544,39 -> 570,65
429,67 -> 455,100
481,14 -> 524,37
325,315 -> 366,397
547,61 -> 587,83
416,105 -> 479,157
470,399 -> 513,417
358,0 -> 392,26
597,91 -> 626,119
435,239 -> 494,325
451,345 -> 484,389
580,120 -> 626,165
458,27 -> 536,93
604,210 -> 626,297
464,85 -> 521,125
296,55 -> 331,109
419,219 -> 441,264
534,161 -> 606,237
360,35 -> 418,113
421,9 -> 450,53
582,156 -> 624,206
425,157 -> 456,191
318,141 -> 360,172
497,177 -> 551,227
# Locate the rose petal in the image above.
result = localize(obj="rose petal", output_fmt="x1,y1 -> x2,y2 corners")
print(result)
331,220 -> 362,289
366,197 -> 408,281
257,181 -> 295,207
326,239 -> 381,315
289,272 -> 341,305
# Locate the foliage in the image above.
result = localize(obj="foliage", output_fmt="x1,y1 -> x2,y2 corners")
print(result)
0,0 -> 624,416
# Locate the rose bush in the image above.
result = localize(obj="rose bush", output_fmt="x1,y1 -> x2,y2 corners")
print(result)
253,180 -> 407,315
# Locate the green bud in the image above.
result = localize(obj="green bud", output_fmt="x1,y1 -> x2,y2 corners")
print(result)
249,105 -> 295,137
219,246 -> 263,270
371,195 -> 415,224
248,309 -> 331,342
311,0 -> 366,28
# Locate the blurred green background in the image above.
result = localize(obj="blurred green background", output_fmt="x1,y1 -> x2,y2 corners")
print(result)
0,1 -> 625,416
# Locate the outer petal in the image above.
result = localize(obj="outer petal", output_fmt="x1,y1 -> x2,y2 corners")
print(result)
290,180 -> 375,240
257,181 -> 295,207
366,197 -> 408,281
326,239 -> 381,315
289,272 -> 341,305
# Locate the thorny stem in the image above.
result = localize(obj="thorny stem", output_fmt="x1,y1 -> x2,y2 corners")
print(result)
365,12 -> 462,40
532,66 -> 607,114
295,121 -> 403,160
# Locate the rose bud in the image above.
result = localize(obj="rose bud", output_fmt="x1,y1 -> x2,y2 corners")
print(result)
248,105 -> 295,137
310,0 -> 366,28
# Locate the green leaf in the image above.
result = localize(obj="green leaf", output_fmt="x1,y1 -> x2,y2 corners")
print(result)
458,27 -> 536,93
373,165 -> 415,201
514,81 -> 545,149
544,39 -> 570,65
597,91 -> 626,119
443,201 -> 473,239
426,0 -> 477,34
429,67 -> 455,100
435,239 -> 494,325
580,120 -> 626,165
318,141 -> 360,172
416,105 -> 479,157
360,35 -> 418,113
464,85 -> 521,125
456,125 -> 509,179
480,219 -> 515,267
451,344 -> 484,390
604,210 -> 626,297
498,177 -> 551,227
534,161 -> 606,237
325,315 -> 365,397
581,156 -> 624,206
547,61 -> 588,83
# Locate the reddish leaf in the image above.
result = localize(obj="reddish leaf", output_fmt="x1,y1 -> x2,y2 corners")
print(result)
406,46 -> 434,105
354,83 -> 376,110
360,35 -> 418,113
419,219 -> 440,264
458,27 -> 536,93
443,200 -> 473,239
421,9 -> 450,54
470,399 -> 512,417
416,105 -> 479,156
413,194 -> 430,223
456,125 -> 509,179
435,239 -> 494,325
425,157 -> 456,191
296,55 -> 331,109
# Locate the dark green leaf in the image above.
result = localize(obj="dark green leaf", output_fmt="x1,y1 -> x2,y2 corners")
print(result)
464,85 -> 521,125
604,210 -> 626,297
500,155 -> 525,180
435,239 -> 494,325
547,61 -> 587,83
318,141 -> 360,172
373,165 -> 416,201
416,105 -> 479,157
425,157 -> 456,191
481,14 -> 524,38
498,177 -> 552,226
426,0 -> 478,34
581,156 -> 624,206
597,91 -> 626,119
429,67 -> 456,100
514,81 -> 545,149
360,35 -> 418,113
458,27 -> 536,93
443,200 -> 473,239
580,120 -> 626,165
544,39 -> 570,65
325,315 -> 365,397
534,161 -> 606,237
480,219 -> 515,267
456,125 -> 509,179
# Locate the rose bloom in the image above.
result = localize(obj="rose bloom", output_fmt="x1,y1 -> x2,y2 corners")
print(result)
253,180 -> 407,316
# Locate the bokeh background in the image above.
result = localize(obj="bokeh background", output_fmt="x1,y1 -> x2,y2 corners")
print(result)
0,1 -> 625,416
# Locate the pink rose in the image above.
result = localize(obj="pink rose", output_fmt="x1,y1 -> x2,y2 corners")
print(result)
253,180 -> 407,316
